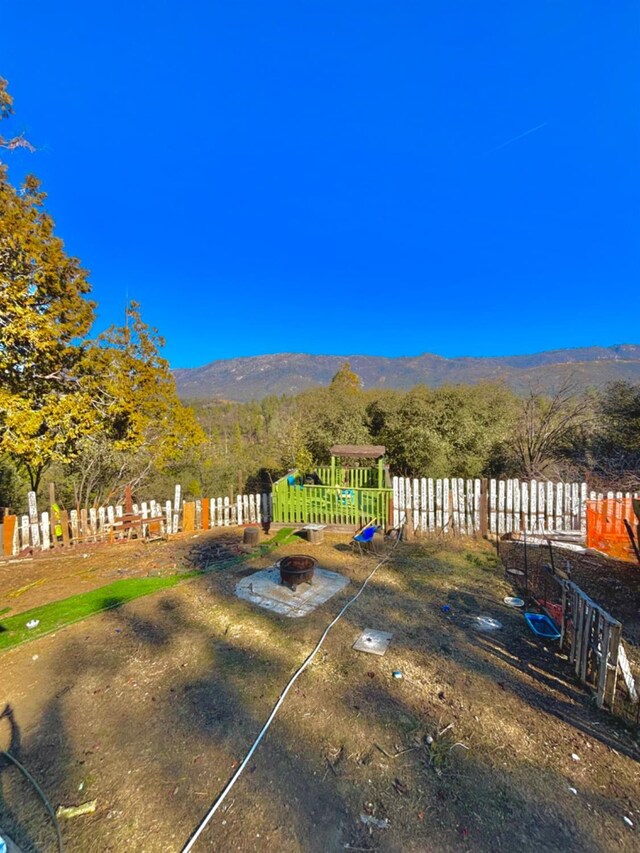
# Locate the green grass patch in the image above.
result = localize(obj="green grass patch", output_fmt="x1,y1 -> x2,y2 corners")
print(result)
0,575 -> 188,653
0,528 -> 296,654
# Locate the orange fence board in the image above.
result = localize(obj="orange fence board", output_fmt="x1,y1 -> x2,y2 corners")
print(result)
586,498 -> 638,563
3,515 -> 16,556
183,501 -> 196,533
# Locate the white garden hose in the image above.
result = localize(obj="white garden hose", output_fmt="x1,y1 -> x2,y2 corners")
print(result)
181,529 -> 401,852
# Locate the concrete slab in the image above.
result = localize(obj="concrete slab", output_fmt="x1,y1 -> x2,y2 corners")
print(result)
236,565 -> 349,618
353,629 -> 393,656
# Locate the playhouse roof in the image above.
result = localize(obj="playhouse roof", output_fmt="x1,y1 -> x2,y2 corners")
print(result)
329,444 -> 386,459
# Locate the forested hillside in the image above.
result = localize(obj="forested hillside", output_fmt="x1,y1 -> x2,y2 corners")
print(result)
184,363 -> 640,499
173,346 -> 640,401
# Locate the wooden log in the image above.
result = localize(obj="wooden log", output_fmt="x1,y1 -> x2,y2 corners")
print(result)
243,526 -> 260,546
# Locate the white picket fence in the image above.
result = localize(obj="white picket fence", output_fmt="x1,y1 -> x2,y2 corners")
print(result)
6,477 -> 638,556
4,485 -> 272,556
392,477 -> 591,535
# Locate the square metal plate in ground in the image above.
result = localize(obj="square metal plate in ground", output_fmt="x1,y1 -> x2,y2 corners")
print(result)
353,629 -> 394,656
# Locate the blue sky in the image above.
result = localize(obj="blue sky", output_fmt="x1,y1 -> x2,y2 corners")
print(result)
2,1 -> 638,367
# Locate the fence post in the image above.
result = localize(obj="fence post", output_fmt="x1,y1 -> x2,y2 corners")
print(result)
48,483 -> 59,549
480,479 -> 488,537
27,491 -> 40,548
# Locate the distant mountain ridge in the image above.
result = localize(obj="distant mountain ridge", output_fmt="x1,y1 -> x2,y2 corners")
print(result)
173,345 -> 640,401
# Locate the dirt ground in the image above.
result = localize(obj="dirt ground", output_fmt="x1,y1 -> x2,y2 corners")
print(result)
1,531 -> 639,852
0,531 -> 244,615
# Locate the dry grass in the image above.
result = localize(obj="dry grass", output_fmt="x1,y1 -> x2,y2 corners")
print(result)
1,532 -> 639,852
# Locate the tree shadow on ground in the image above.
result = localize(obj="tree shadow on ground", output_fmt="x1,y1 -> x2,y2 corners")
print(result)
0,702 -> 68,852
2,545 -> 639,852
360,570 -> 640,761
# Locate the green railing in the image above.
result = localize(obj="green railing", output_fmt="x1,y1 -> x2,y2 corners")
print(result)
315,466 -> 380,489
272,476 -> 391,527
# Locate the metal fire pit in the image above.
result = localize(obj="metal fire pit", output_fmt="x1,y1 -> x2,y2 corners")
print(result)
278,555 -> 317,591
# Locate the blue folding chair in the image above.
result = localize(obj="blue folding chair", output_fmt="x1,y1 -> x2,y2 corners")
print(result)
352,523 -> 377,555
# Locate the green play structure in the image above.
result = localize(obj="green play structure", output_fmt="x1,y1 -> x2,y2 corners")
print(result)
271,445 -> 393,527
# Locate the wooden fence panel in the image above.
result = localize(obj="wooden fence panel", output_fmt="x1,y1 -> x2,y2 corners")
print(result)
389,477 -> 589,537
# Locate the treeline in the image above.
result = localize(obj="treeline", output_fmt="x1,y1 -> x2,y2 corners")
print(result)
184,363 -> 640,498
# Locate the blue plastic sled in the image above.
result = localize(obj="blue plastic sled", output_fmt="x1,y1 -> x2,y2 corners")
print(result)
524,612 -> 561,640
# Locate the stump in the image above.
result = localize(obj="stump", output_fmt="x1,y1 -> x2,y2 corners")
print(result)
243,526 -> 260,546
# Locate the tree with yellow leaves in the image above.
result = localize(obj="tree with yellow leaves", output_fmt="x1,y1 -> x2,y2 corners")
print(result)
0,78 -> 97,490
0,78 -> 204,500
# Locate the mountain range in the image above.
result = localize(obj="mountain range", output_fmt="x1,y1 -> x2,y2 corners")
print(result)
173,345 -> 640,401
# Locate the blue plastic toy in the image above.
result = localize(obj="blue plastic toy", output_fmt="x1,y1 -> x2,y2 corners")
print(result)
524,612 -> 561,640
